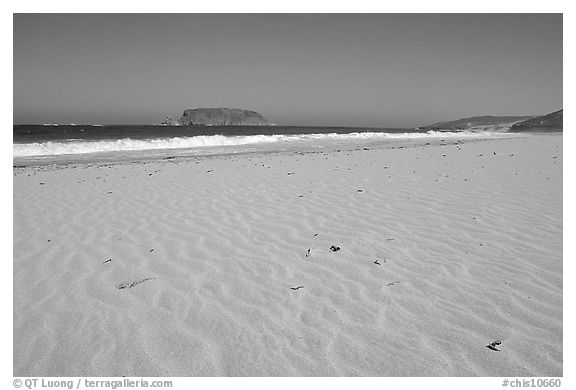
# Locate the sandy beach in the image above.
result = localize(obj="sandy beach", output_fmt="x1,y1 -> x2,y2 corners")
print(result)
13,134 -> 562,377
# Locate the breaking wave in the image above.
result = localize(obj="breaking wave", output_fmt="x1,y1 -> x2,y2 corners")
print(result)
13,131 -> 492,157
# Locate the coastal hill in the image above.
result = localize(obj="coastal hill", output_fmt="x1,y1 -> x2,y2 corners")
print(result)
509,109 -> 563,132
161,108 -> 273,126
418,115 -> 534,132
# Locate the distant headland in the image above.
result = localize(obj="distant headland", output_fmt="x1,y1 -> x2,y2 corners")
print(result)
161,108 -> 274,126
417,108 -> 562,133
508,109 -> 563,133
417,115 -> 535,132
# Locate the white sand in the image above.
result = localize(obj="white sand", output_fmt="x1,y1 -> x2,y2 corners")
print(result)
13,134 -> 562,376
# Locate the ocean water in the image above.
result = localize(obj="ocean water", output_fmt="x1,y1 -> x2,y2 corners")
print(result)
13,124 -> 498,164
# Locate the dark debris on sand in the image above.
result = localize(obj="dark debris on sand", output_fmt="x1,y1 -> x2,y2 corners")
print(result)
116,277 -> 156,290
486,340 -> 502,351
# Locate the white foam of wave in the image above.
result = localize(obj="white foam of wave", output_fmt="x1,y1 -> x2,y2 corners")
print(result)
13,131 -> 493,157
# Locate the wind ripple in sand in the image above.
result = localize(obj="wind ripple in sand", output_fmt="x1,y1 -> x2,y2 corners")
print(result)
13,135 -> 562,376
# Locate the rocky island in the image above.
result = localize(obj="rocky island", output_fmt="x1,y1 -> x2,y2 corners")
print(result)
161,108 -> 274,126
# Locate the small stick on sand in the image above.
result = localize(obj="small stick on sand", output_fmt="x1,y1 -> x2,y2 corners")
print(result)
129,278 -> 156,288
116,277 -> 156,290
103,258 -> 112,264
290,286 -> 304,290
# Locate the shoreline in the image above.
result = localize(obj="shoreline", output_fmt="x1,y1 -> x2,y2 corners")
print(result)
13,132 -> 530,168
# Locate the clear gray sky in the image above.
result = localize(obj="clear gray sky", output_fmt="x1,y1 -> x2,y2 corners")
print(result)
13,14 -> 562,127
